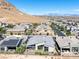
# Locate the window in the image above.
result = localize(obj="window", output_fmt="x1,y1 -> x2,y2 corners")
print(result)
38,45 -> 44,50
44,47 -> 48,51
27,45 -> 35,50
72,47 -> 78,52
1,48 -> 5,51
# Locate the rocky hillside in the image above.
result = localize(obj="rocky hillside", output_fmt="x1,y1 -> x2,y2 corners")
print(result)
0,0 -> 47,24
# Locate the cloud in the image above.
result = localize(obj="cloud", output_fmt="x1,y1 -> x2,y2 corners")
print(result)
73,9 -> 79,11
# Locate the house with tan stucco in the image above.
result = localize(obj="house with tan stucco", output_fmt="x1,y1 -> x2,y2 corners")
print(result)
33,24 -> 54,36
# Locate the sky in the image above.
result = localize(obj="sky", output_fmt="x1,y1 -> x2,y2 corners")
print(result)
7,0 -> 79,15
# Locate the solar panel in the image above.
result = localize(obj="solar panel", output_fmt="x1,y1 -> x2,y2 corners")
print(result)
1,39 -> 20,47
27,35 -> 55,48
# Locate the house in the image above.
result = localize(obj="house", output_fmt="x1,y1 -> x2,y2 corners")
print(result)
26,35 -> 56,53
65,24 -> 79,36
6,24 -> 26,35
55,36 -> 79,56
6,28 -> 25,35
0,36 -> 22,52
33,24 -> 54,36
18,23 -> 32,29
6,23 -> 32,35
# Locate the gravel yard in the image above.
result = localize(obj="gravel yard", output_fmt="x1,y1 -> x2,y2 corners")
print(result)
0,54 -> 79,59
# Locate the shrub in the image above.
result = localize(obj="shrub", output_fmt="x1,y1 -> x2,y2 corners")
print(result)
35,50 -> 48,55
16,45 -> 26,54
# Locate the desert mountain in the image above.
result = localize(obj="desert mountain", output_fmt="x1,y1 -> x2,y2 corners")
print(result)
0,0 -> 47,24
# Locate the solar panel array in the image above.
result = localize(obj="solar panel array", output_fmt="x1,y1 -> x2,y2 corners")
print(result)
1,39 -> 20,47
27,35 -> 55,48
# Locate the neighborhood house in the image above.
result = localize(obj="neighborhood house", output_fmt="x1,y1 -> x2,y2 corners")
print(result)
27,35 -> 56,53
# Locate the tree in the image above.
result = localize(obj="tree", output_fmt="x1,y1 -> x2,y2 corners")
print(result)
0,27 -> 6,34
26,29 -> 33,35
59,26 -> 64,31
66,30 -> 71,36
6,24 -> 15,28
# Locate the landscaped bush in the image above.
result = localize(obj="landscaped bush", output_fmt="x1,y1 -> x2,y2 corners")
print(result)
16,45 -> 26,54
35,50 -> 48,55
